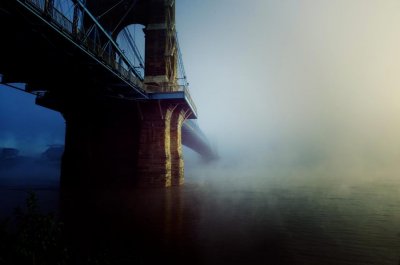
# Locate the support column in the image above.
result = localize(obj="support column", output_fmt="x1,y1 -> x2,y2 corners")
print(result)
136,102 -> 174,187
170,108 -> 187,186
50,96 -> 192,189
143,0 -> 177,92
60,97 -> 141,190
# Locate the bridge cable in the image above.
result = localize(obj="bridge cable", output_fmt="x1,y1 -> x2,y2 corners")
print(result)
122,28 -> 144,68
175,31 -> 188,86
111,0 -> 138,35
97,0 -> 125,19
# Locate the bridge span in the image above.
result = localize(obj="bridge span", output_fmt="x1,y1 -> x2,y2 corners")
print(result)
0,0 -> 216,188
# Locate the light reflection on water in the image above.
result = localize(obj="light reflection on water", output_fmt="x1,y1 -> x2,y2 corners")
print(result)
1,173 -> 400,264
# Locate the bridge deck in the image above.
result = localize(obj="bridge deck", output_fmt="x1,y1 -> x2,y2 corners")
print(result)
0,0 -> 216,160
0,0 -> 197,118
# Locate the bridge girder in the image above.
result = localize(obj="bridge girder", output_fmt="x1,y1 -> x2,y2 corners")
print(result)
85,0 -> 174,36
85,0 -> 177,89
86,0 -> 148,36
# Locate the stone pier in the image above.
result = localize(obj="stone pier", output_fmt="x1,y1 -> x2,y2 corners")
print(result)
136,102 -> 173,187
50,94 -> 191,189
59,96 -> 142,189
32,0 -> 197,189
170,108 -> 189,186
136,101 -> 191,187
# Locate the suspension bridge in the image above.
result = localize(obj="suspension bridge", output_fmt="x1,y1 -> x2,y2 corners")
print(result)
0,0 -> 216,188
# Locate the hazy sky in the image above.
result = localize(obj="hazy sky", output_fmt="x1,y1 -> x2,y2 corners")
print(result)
176,0 -> 400,170
2,3 -> 400,263
2,0 -> 400,175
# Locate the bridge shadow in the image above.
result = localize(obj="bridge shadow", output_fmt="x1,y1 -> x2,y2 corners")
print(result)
57,182 -> 293,265
59,186 -> 203,264
0,163 -> 295,265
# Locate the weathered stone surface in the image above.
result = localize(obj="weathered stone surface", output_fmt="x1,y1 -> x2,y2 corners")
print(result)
170,109 -> 186,186
136,103 -> 191,187
137,103 -> 173,187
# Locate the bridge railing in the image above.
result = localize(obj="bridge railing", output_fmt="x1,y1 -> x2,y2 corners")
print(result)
27,0 -> 44,10
52,7 -> 73,33
179,85 -> 197,116
20,0 -> 146,96
172,31 -> 198,115
18,0 -> 197,110
146,83 -> 197,116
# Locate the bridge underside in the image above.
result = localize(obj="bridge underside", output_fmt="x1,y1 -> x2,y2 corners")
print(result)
50,96 -> 190,188
0,0 -> 216,188
0,1 -> 145,101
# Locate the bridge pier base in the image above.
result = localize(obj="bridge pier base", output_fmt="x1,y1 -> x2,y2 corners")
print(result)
60,98 -> 141,190
136,103 -> 173,187
170,109 -> 187,186
40,94 -> 190,189
136,102 -> 189,187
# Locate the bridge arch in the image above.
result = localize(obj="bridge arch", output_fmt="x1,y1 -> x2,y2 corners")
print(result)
86,0 -> 177,91
116,24 -> 146,78
86,0 -> 151,38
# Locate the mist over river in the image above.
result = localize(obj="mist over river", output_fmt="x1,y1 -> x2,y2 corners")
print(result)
2,0 -> 400,264
1,155 -> 400,265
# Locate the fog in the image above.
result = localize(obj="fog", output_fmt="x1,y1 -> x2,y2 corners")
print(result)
1,1 -> 400,263
176,0 -> 400,189
2,1 -> 400,187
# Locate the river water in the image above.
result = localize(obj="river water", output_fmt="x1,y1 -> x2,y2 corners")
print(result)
1,161 -> 400,264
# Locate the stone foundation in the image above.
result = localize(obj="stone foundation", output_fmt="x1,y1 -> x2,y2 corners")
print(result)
136,102 -> 190,187
136,103 -> 173,187
170,109 -> 188,186
60,98 -> 141,190
58,96 -> 190,189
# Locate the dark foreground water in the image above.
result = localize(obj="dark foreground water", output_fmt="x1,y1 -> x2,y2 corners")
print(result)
1,164 -> 400,264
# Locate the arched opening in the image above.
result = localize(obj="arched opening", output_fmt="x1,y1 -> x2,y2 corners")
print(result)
116,24 -> 146,78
